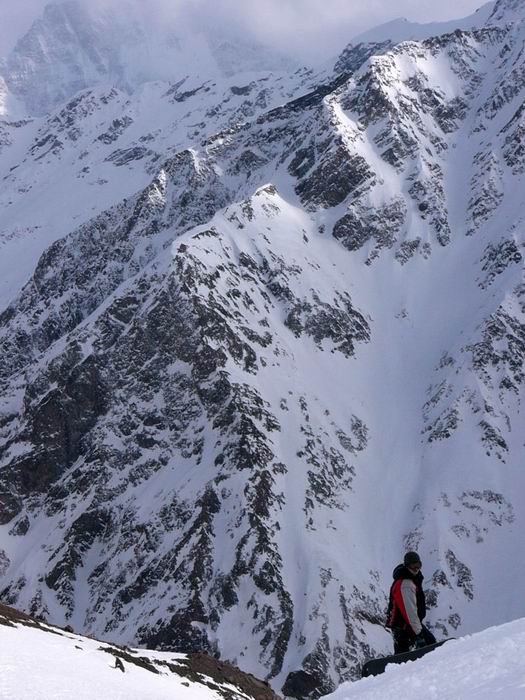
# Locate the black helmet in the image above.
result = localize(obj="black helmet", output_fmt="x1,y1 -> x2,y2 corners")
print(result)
404,551 -> 422,567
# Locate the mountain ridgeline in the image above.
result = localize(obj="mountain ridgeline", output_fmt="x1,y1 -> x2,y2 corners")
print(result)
0,0 -> 524,697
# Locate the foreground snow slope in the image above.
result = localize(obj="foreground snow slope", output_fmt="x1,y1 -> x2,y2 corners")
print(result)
327,618 -> 525,700
0,604 -> 277,700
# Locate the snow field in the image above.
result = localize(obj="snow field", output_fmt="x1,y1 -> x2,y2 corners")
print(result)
0,620 -> 245,700
325,618 -> 525,699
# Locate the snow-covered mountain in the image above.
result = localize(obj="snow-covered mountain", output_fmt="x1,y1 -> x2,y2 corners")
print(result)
0,603 -> 280,700
1,0 -> 525,697
0,0 -> 298,117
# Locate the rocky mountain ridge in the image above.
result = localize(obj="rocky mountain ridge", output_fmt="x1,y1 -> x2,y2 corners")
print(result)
0,0 -> 524,697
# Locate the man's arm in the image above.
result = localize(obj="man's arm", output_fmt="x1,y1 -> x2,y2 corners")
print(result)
400,579 -> 422,635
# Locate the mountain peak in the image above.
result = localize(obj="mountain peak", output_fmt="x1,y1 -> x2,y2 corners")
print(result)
338,2 -> 495,71
1,0 -> 299,117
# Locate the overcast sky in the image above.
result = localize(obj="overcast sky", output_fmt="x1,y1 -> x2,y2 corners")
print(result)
0,0 -> 488,61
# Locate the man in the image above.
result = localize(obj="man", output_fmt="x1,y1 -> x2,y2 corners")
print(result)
386,551 -> 437,654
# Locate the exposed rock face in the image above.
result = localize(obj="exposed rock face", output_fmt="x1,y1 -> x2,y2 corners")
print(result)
1,0 -> 525,698
0,185 -> 371,683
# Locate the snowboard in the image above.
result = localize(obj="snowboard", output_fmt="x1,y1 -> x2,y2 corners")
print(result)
361,639 -> 454,678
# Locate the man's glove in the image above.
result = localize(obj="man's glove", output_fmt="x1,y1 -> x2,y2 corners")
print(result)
414,632 -> 427,649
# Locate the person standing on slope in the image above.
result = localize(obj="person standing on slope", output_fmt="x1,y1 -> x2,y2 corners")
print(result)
386,551 -> 437,654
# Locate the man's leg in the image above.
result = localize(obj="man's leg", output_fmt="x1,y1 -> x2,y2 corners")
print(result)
421,625 -> 437,645
392,628 -> 412,654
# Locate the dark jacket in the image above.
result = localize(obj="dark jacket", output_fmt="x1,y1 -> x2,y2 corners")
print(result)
387,564 -> 426,635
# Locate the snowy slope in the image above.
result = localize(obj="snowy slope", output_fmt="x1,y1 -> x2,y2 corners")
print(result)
1,0 -> 525,698
0,604 -> 278,700
349,2 -> 495,46
325,618 -> 525,699
0,67 -> 318,309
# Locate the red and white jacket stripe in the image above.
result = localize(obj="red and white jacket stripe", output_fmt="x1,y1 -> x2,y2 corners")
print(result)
391,578 -> 422,635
